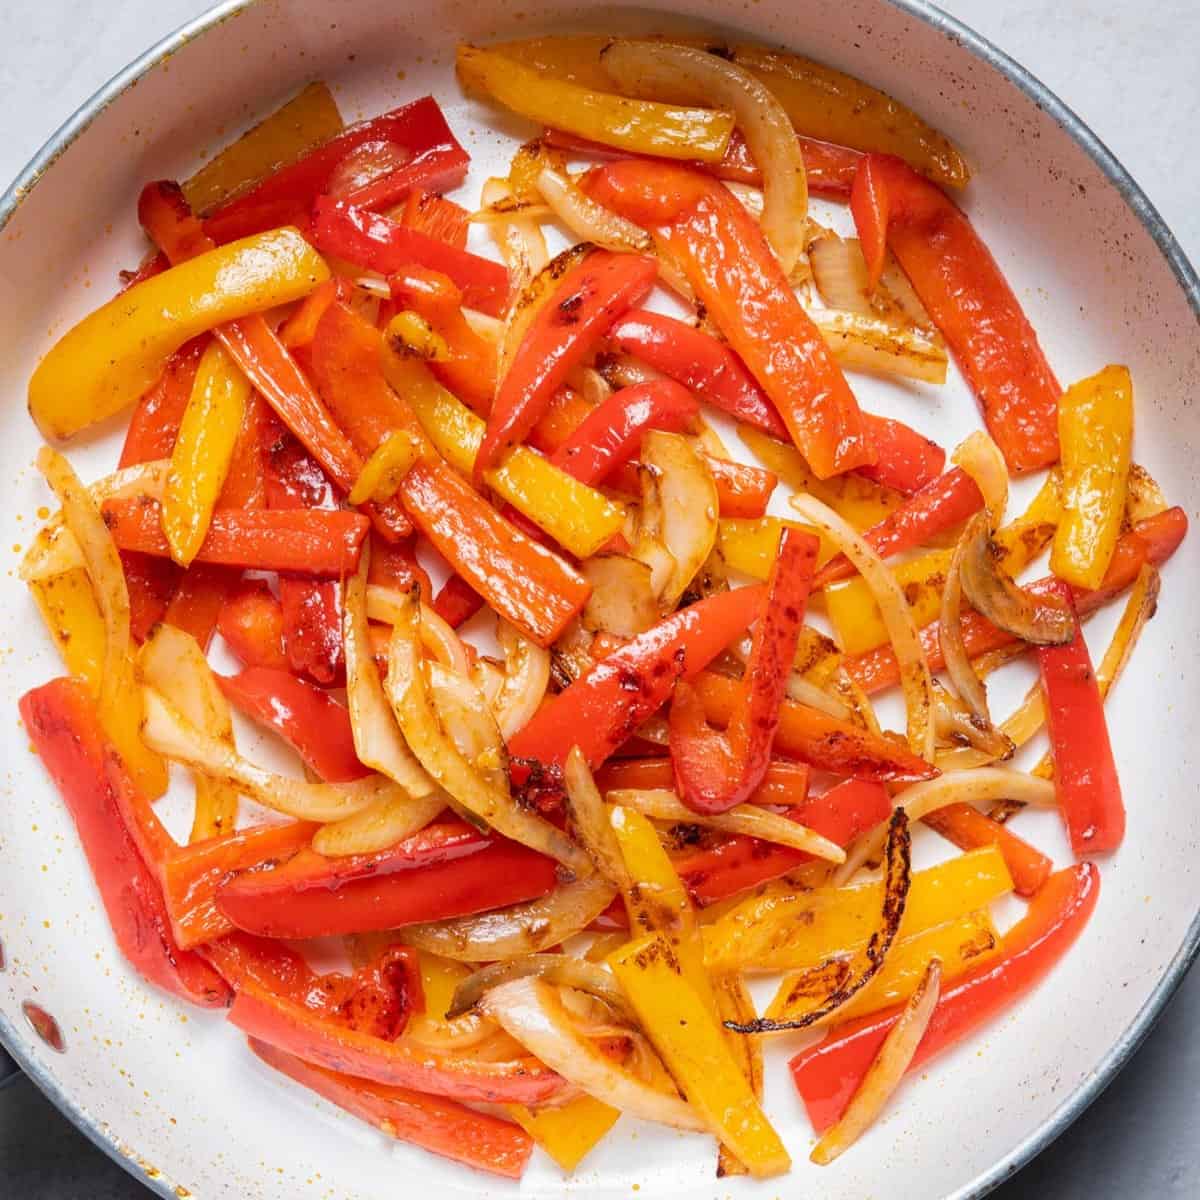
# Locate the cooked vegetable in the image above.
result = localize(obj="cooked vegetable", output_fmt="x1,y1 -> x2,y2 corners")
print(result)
447,955 -> 632,1022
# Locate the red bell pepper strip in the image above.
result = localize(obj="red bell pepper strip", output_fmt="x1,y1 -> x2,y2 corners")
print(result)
121,551 -> 182,643
202,96 -> 468,242
607,310 -> 788,437
163,564 -> 242,652
549,379 -> 699,484
670,527 -> 820,813
703,456 -> 778,519
791,862 -> 1099,1133
119,250 -> 170,290
217,579 -> 289,670
597,756 -> 809,805
589,160 -> 875,479
160,821 -> 317,949
369,533 -> 432,599
477,249 -> 658,479
432,573 -> 485,629
509,584 -> 766,770
851,154 -> 1060,473
118,338 -> 207,467
249,1039 -> 533,1179
924,804 -> 1052,898
676,779 -> 891,905
216,820 -> 558,939
814,466 -> 984,589
399,188 -> 471,249
218,668 -> 369,783
691,670 -> 937,783
278,278 -> 348,350
265,432 -> 345,685
855,414 -> 946,495
1036,581 -> 1125,857
19,678 -> 231,1008
399,459 -> 589,647
311,198 -> 509,317
101,497 -> 368,577
847,507 -> 1189,694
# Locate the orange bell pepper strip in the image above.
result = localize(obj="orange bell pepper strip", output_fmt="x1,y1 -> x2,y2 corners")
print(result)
368,533 -> 432,597
399,188 -> 471,249
588,160 -> 875,479
1037,580 -> 1125,857
118,338 -> 207,467
432,574 -> 484,629
277,277 -> 347,350
703,456 -> 778,520
847,506 -> 1189,694
162,564 -> 242,652
851,154 -> 1060,473
924,805 -> 1052,898
216,579 -> 288,671
508,584 -> 766,771
249,1039 -> 534,1179
670,528 -> 821,813
101,497 -> 368,577
121,552 -> 181,643
398,458 -> 590,646
597,756 -> 808,804
476,249 -> 658,479
690,670 -> 937,783
19,678 -> 231,1007
791,863 -> 1099,1133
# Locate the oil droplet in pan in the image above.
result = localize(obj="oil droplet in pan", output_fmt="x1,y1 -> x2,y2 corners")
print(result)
22,1001 -> 66,1053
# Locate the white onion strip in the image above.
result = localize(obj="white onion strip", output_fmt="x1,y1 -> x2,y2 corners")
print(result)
480,177 -> 549,293
492,620 -> 551,741
897,767 -> 1057,824
536,165 -> 653,255
939,511 -> 992,723
807,309 -> 948,385
366,584 -> 471,678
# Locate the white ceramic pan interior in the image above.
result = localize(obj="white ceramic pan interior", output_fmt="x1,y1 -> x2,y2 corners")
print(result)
0,2 -> 1197,1197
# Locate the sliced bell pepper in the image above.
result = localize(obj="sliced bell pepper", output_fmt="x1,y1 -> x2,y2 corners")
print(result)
28,567 -> 107,692
791,863 -> 1098,1132
182,81 -> 344,216
219,388 -> 270,509
589,161 -> 874,479
397,458 -> 590,646
250,1039 -> 533,1179
118,338 -> 207,467
369,534 -> 432,599
718,516 -> 831,581
218,668 -> 368,783
278,277 -> 346,349
162,340 -> 251,566
505,1095 -> 617,1173
508,584 -> 765,770
670,527 -> 820,813
161,565 -> 241,652
851,154 -> 1059,473
19,678 -> 231,1007
432,574 -> 484,629
923,806 -> 1052,898
101,497 -> 368,577
311,198 -> 509,317
854,414 -> 946,495
598,756 -> 809,806
457,44 -> 734,163
217,579 -> 288,670
216,820 -> 559,939
1036,581 -> 1124,857
703,457 -> 778,519
29,226 -> 329,440
399,188 -> 470,249
477,249 -> 658,478
121,551 -> 181,642
690,671 -> 936,783
202,95 -> 468,243
1051,365 -> 1134,589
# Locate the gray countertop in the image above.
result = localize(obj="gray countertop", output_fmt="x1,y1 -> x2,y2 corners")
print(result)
1,0 -> 1197,1195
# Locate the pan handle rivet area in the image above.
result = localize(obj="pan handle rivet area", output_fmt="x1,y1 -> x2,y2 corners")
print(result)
21,1001 -> 65,1053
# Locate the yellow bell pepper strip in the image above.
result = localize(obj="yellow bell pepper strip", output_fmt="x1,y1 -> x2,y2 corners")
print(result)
28,227 -> 328,441
28,567 -> 106,694
712,972 -> 763,1178
1051,365 -> 1134,589
182,81 -> 343,215
457,44 -> 735,163
718,515 -> 834,579
766,909 -> 1001,1027
347,430 -> 422,506
703,844 -> 1012,973
162,340 -> 251,566
505,1096 -> 619,1172
609,934 -> 790,1177
380,334 -> 626,560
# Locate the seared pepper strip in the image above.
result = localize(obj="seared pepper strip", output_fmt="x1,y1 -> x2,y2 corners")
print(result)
217,579 -> 288,670
118,338 -> 207,467
670,527 -> 821,813
923,805 -> 1052,898
851,154 -> 1060,473
1036,581 -> 1125,857
19,678 -> 231,1007
590,160 -> 875,478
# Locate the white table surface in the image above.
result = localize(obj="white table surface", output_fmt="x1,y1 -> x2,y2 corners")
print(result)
1,1 -> 1197,1197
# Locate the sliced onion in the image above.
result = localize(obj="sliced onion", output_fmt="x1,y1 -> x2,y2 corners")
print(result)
312,793 -> 444,858
472,657 -> 507,708
470,191 -> 553,224
808,235 -> 938,334
141,687 -> 391,822
790,494 -> 935,762
537,165 -> 653,254
479,177 -> 550,294
491,619 -> 551,741
564,746 -> 634,889
897,767 -> 1056,826
580,554 -> 660,638
596,353 -> 666,391
481,975 -> 706,1129
940,511 -> 993,723
723,181 -> 765,221
566,364 -> 613,409
807,309 -> 948,385
810,957 -> 942,1165
366,585 -> 471,677
461,307 -> 503,344
402,877 -> 617,962
427,662 -> 509,791
932,680 -> 1015,766
383,589 -> 591,874
608,788 -> 846,862
448,954 -> 631,1021
603,41 -> 807,275
952,430 -> 1009,526
549,618 -> 596,689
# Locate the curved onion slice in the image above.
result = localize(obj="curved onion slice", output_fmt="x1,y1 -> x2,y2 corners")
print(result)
932,681 -> 1014,762
606,789 -> 846,863
724,180 -> 765,221
807,309 -> 948,385
808,234 -> 938,334
939,511 -> 993,723
479,177 -> 549,294
603,40 -> 807,275
448,954 -> 631,1021
810,956 -> 942,1165
580,555 -> 660,638
536,165 -> 653,255
897,766 -> 1057,825
790,493 -> 935,762
953,430 -> 1009,525
481,975 -> 707,1130
141,687 -> 392,822
22,459 -> 169,582
637,431 -> 719,609
402,877 -> 617,962
491,620 -> 551,741
384,589 -> 591,873
366,585 -> 471,677
564,746 -> 634,889
427,662 -> 510,790
727,634 -> 851,721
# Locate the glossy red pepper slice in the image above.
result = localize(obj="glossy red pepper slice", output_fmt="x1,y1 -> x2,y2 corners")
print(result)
398,188 -> 471,249
432,574 -> 485,629
855,413 -> 946,495
162,564 -> 243,652
121,551 -> 182,643
217,579 -> 289,671
118,337 -> 207,467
